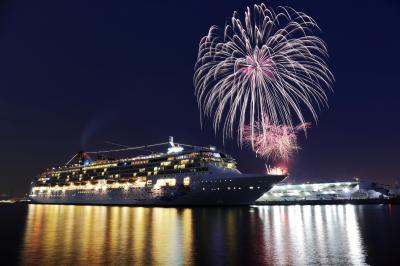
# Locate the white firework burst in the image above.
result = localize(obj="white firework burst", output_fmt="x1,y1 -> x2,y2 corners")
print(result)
194,3 -> 333,143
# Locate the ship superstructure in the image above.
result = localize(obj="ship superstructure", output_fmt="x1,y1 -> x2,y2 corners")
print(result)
29,137 -> 286,205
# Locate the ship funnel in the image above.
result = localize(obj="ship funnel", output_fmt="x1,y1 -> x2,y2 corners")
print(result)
78,151 -> 92,166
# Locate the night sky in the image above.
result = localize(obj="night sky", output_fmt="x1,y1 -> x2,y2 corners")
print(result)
1,0 -> 399,196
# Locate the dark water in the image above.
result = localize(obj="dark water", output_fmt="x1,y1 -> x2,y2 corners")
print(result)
1,204 -> 400,265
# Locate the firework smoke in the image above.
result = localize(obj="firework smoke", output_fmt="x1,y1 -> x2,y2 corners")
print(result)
194,3 -> 333,143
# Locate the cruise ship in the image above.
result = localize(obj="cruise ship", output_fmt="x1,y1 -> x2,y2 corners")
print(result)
29,137 -> 286,205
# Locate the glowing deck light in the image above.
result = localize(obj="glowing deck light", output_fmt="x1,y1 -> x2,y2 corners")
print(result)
167,146 -> 184,154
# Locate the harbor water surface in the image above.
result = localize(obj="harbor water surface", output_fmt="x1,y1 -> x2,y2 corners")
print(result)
1,204 -> 400,265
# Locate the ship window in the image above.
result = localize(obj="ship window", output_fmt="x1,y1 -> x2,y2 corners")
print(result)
227,163 -> 235,169
183,177 -> 190,186
154,178 -> 176,188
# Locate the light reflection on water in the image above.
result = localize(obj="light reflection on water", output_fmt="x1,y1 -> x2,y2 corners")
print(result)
20,204 -> 367,265
260,205 -> 366,265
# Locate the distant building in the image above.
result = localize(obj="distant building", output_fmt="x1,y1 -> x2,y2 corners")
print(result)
393,179 -> 400,197
257,181 -> 393,202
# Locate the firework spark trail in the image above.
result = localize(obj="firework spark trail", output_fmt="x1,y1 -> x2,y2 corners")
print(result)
194,3 -> 333,143
243,116 -> 310,161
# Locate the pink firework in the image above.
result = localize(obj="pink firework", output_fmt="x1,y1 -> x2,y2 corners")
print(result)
243,118 -> 310,161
